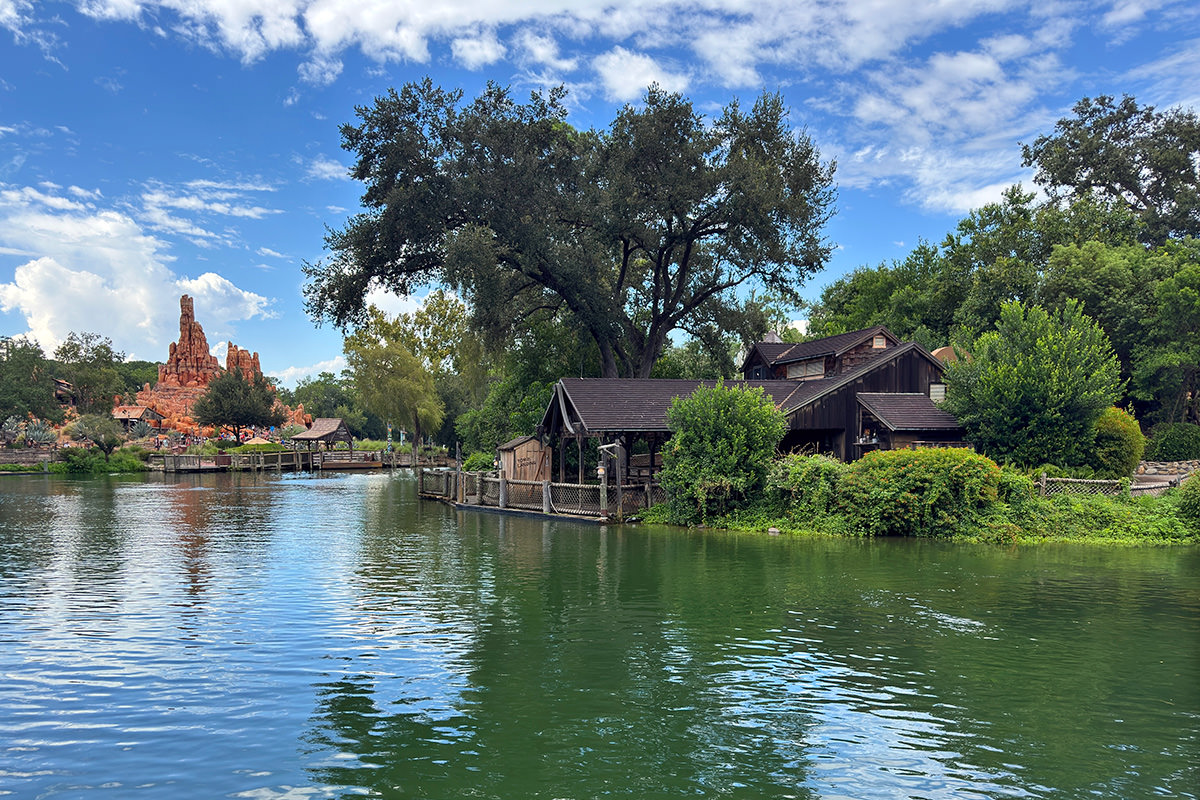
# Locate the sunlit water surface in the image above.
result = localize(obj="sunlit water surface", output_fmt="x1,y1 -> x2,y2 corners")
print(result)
1,472 -> 1197,799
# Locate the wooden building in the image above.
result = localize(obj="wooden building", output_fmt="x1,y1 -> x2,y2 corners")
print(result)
497,435 -> 551,481
538,329 -> 965,470
111,405 -> 165,432
290,418 -> 353,450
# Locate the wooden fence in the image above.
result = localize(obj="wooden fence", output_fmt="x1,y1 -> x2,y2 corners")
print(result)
418,468 -> 662,521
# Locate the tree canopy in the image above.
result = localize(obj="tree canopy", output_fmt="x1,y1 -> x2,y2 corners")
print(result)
304,80 -> 836,378
0,336 -> 61,423
1021,95 -> 1200,245
192,369 -> 285,439
53,331 -> 125,414
342,312 -> 444,446
944,301 -> 1123,467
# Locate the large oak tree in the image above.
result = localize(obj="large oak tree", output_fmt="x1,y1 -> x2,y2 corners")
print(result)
304,80 -> 836,378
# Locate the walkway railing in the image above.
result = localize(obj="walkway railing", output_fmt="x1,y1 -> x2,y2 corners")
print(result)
418,468 -> 662,521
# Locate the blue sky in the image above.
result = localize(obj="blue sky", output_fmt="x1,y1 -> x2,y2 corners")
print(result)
1,0 -> 1197,385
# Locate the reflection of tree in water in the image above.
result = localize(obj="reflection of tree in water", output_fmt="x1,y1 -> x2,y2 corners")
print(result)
306,493 -> 820,798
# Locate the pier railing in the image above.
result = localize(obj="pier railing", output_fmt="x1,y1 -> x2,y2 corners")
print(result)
418,468 -> 662,521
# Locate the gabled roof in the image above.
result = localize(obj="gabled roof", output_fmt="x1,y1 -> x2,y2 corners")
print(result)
769,325 -> 897,365
739,325 -> 899,371
857,393 -> 961,431
291,417 -> 352,443
542,379 -> 813,435
498,434 -> 538,450
543,341 -> 948,436
112,405 -> 162,421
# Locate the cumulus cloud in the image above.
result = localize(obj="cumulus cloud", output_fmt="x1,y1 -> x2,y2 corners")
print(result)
0,182 -> 271,359
452,28 -> 506,69
593,46 -> 689,102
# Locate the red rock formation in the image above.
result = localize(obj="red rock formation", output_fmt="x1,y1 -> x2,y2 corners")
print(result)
137,295 -> 310,435
157,295 -> 222,388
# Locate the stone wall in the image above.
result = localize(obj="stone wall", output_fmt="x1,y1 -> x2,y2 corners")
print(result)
0,449 -> 55,465
1137,460 -> 1200,477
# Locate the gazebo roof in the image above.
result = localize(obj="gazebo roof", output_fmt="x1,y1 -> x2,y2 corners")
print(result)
291,417 -> 352,444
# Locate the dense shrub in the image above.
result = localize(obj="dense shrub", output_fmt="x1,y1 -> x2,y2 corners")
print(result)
1144,423 -> 1200,461
661,382 -> 786,525
839,448 -> 1001,537
1177,475 -> 1200,531
766,454 -> 846,518
996,466 -> 1036,508
462,451 -> 495,471
1090,407 -> 1146,478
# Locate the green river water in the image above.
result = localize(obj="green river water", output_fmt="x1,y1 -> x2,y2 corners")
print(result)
0,471 -> 1197,799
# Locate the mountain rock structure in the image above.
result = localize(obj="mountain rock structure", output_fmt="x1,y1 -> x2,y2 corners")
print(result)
137,295 -> 309,435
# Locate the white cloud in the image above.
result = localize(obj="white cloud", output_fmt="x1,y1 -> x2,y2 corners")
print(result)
0,182 -> 271,359
593,46 -> 689,102
298,51 -> 343,85
514,29 -> 577,72
257,246 -> 286,258
270,354 -> 347,387
452,29 -> 505,69
304,154 -> 348,181
363,285 -> 423,319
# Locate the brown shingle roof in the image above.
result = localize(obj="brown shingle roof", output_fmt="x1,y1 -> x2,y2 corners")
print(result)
544,342 -> 948,436
769,325 -> 896,365
291,417 -> 352,442
857,393 -> 961,431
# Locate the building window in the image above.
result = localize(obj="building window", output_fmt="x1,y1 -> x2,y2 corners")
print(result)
872,334 -> 887,349
787,359 -> 825,380
929,383 -> 946,402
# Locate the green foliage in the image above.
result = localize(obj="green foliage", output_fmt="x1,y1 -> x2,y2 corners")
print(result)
53,332 -> 125,414
765,454 -> 846,518
70,414 -> 123,458
305,80 -> 835,378
839,448 -> 1001,537
1089,407 -> 1146,478
1021,94 -> 1200,245
456,375 -> 551,455
53,446 -> 146,473
1175,475 -> 1200,530
0,336 -> 61,423
462,451 -> 495,472
1,415 -> 21,446
343,311 -> 444,445
191,368 -> 286,439
945,300 -> 1123,467
1144,423 -> 1200,461
24,419 -> 56,445
660,382 -> 787,525
996,466 -> 1036,508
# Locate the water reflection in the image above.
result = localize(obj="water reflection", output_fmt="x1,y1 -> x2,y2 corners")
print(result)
0,472 -> 1197,799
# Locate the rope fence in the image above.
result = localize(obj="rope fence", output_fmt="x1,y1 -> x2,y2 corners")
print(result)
1038,474 -> 1126,497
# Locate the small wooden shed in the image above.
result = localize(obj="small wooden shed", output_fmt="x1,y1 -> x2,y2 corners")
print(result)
290,418 -> 353,451
498,435 -> 551,482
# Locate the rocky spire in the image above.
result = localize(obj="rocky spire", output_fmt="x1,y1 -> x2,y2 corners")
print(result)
156,295 -> 222,388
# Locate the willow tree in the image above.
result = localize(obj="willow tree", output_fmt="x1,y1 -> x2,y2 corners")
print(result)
304,80 -> 836,378
343,309 -> 444,450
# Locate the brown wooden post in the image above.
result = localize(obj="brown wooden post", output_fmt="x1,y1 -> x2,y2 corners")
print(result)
542,480 -> 551,514
418,468 -> 425,495
498,468 -> 508,509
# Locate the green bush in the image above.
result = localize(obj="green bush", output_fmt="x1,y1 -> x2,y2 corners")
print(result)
55,448 -> 108,472
1177,475 -> 1200,530
106,450 -> 148,472
997,466 -> 1036,508
766,454 -> 845,518
1145,423 -> 1200,461
839,448 -> 1001,537
1090,407 -> 1146,478
463,451 -> 495,471
661,381 -> 787,525
230,442 -> 287,453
